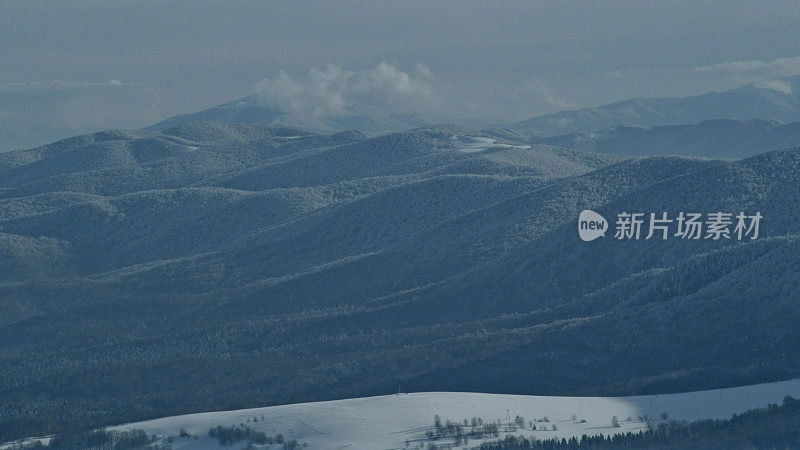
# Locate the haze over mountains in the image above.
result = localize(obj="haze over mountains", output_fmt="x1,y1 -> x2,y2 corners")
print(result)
148,94 -> 432,134
1,115 -> 800,442
144,76 -> 800,160
8,1 -> 800,447
490,118 -> 800,159
7,74 -> 800,154
509,75 -> 800,136
149,75 -> 800,141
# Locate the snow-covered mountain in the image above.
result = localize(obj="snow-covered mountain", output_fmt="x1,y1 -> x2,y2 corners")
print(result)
490,117 -> 800,158
510,76 -> 800,136
148,94 -> 433,133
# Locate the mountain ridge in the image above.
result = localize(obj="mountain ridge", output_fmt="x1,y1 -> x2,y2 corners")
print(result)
1,121 -> 798,442
509,76 -> 800,136
148,95 -> 433,134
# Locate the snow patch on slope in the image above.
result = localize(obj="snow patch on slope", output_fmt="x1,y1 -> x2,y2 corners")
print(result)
755,79 -> 793,95
104,378 -> 800,449
452,135 -> 531,153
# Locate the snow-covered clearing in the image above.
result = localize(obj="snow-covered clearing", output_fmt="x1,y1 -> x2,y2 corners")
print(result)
452,135 -> 531,153
96,378 -> 800,449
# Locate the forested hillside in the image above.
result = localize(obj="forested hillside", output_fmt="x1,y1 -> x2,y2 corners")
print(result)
1,122 -> 798,442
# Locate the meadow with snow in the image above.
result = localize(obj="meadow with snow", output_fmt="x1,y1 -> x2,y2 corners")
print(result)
99,378 -> 800,449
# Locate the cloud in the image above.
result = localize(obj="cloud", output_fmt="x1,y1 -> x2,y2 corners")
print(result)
689,57 -> 800,81
254,62 -> 439,117
606,56 -> 800,81
587,56 -> 800,104
602,56 -> 800,95
520,78 -> 573,110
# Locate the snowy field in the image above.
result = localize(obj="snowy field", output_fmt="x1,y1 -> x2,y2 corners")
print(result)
93,378 -> 800,449
452,135 -> 531,153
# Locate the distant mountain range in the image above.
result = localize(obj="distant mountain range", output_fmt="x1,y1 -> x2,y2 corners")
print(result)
148,94 -> 432,133
1,121 -> 799,441
490,118 -> 800,158
509,76 -> 800,135
148,76 -> 800,154
6,75 -> 800,154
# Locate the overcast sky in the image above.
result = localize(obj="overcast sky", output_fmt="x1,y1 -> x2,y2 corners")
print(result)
3,0 -> 800,149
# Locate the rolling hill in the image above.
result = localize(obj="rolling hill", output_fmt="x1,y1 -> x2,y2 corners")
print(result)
103,379 -> 800,449
1,121 -> 799,444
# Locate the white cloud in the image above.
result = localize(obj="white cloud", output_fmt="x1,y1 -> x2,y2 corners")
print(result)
254,62 -> 439,117
521,78 -> 573,110
589,56 -> 800,103
690,57 -> 800,80
607,56 -> 800,81
603,56 -> 800,95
